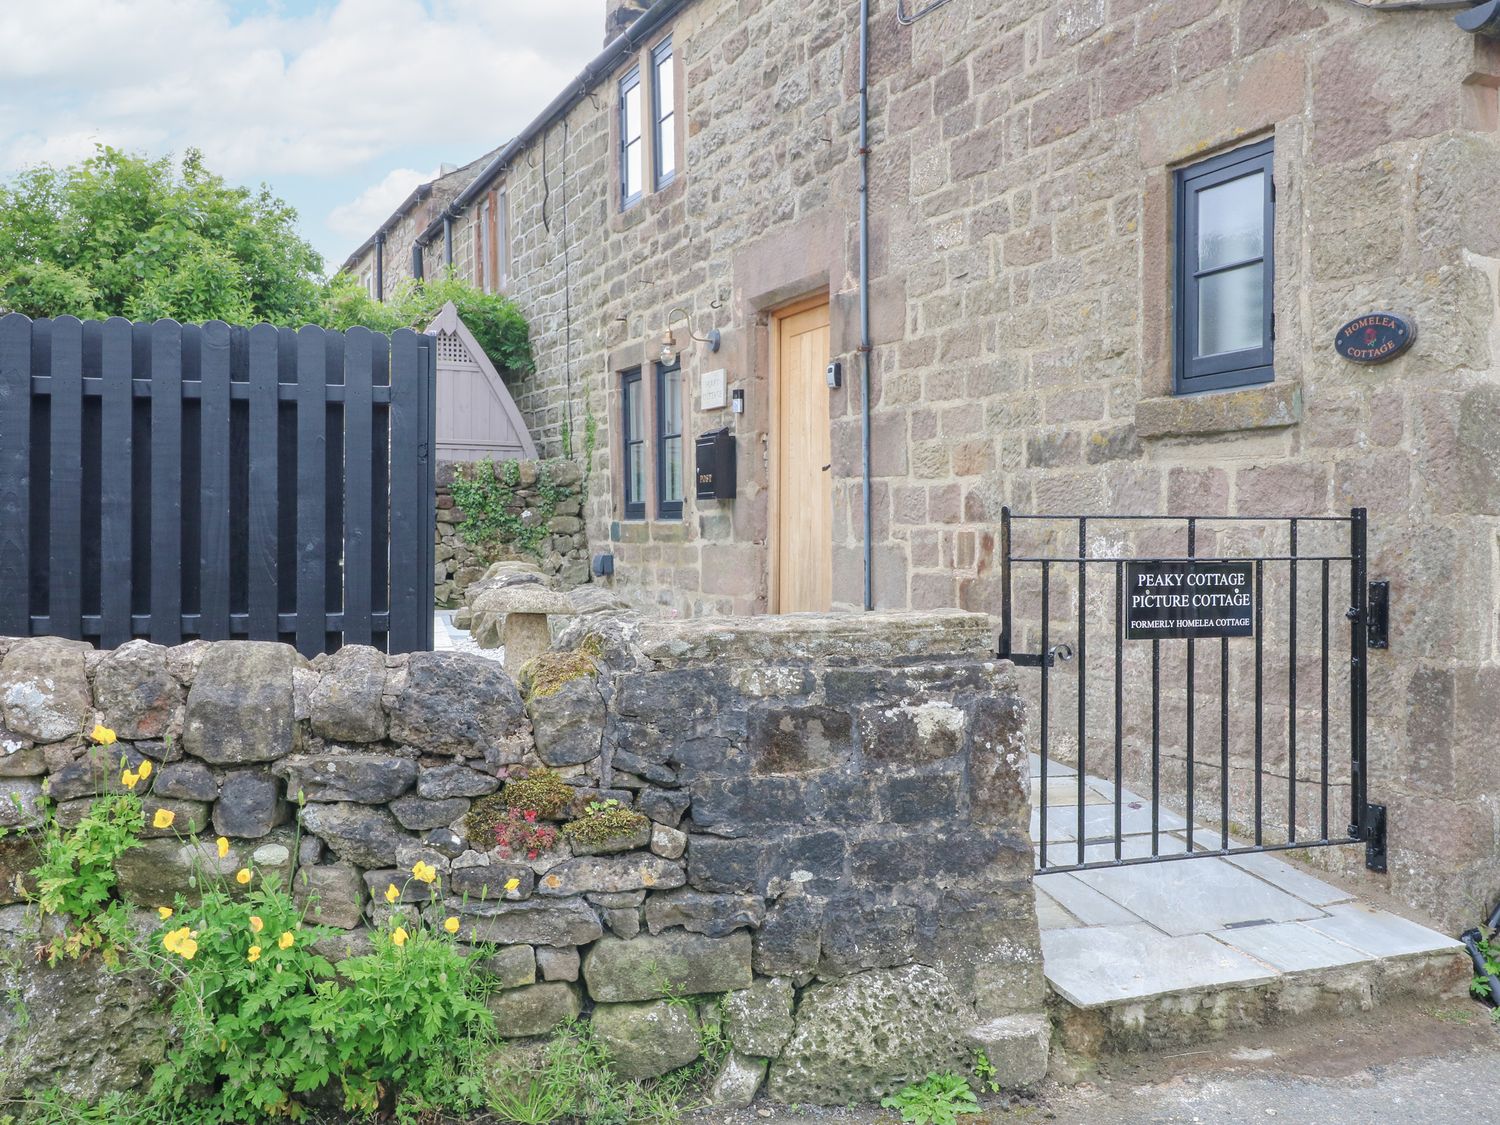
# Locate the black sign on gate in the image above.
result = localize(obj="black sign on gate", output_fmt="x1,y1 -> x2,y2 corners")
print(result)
1125,560 -> 1255,640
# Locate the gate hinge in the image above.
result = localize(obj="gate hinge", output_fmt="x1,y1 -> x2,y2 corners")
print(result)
1362,803 -> 1388,873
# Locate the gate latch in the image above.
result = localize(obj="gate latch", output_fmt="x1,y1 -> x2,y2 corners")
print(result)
1004,642 -> 1074,669
1366,581 -> 1390,649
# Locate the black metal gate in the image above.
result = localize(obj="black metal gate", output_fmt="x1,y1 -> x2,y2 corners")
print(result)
999,507 -> 1386,876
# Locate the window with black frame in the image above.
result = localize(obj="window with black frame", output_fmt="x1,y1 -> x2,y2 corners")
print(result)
620,66 -> 643,209
622,368 -> 645,519
651,37 -> 676,189
656,360 -> 683,519
1174,138 -> 1274,394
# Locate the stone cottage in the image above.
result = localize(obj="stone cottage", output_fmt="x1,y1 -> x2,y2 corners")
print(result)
344,0 -> 1500,931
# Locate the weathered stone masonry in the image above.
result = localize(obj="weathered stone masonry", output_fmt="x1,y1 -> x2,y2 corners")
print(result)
0,614 -> 1046,1103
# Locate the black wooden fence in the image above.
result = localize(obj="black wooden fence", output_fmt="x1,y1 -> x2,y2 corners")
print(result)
0,314 -> 435,657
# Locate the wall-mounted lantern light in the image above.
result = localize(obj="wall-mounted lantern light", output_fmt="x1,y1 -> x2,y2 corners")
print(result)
659,306 -> 721,366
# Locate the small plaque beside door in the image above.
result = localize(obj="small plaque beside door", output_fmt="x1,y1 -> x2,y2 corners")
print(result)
1125,560 -> 1254,640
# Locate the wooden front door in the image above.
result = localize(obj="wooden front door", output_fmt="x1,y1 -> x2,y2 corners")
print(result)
773,298 -> 832,613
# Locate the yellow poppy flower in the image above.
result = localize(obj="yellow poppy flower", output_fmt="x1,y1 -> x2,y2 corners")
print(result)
120,769 -> 139,790
249,915 -> 264,934
178,935 -> 198,960
157,906 -> 173,920
391,927 -> 408,947
217,837 -> 230,859
411,861 -> 437,884
152,808 -> 175,830
90,724 -> 117,746
384,883 -> 400,904
235,868 -> 252,885
137,759 -> 152,780
247,946 -> 261,964
504,877 -> 520,893
443,916 -> 460,934
163,925 -> 198,960
277,931 -> 294,950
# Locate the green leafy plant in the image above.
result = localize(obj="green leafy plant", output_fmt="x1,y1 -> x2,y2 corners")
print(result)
562,800 -> 648,848
28,727 -> 144,965
971,1048 -> 1002,1094
880,1072 -> 981,1125
1472,935 -> 1498,1001
449,458 -> 578,561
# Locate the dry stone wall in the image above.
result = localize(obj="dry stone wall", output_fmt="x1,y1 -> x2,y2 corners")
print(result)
0,612 -> 1045,1105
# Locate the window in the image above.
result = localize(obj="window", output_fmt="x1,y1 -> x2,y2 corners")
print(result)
622,368 -> 646,519
656,360 -> 683,519
620,67 -> 644,208
1174,138 -> 1274,394
496,188 -> 510,292
651,38 -> 676,189
478,196 -> 493,294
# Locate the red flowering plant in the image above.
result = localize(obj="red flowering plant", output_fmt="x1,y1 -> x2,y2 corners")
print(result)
493,810 -> 558,861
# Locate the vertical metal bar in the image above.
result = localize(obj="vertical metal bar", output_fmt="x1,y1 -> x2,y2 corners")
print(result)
1000,506 -> 1012,657
1221,634 -> 1230,851
1288,518 -> 1299,844
1114,560 -> 1124,863
1186,518 -> 1196,853
1076,517 -> 1088,867
1151,638 -> 1161,856
1349,508 -> 1369,839
1321,556 -> 1331,842
1039,560 -> 1051,869
1255,559 -> 1264,847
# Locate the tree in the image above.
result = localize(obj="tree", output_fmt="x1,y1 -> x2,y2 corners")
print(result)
0,146 -> 324,324
0,145 -> 534,375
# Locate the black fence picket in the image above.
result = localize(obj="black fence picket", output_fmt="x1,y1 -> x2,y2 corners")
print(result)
0,313 -> 435,658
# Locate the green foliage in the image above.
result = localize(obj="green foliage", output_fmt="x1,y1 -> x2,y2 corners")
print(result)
450,458 -> 575,560
317,271 -> 534,375
1472,935 -> 1497,1001
29,788 -> 142,966
0,1088 -> 170,1125
518,648 -> 600,702
148,875 -> 493,1124
563,800 -> 649,848
880,1073 -> 982,1125
499,769 -> 577,820
971,1048 -> 1002,1094
487,1018 -> 708,1125
0,147 -> 322,324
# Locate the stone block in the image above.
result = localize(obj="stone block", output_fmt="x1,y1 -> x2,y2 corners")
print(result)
710,1051 -> 767,1109
278,754 -> 417,804
536,945 -> 580,982
746,704 -> 855,773
213,771 -> 284,839
293,863 -> 365,929
183,642 -> 297,764
858,699 -> 968,765
965,1013 -> 1051,1089
535,854 -> 685,897
93,640 -> 183,740
449,861 -> 534,900
0,835 -> 39,905
298,803 -> 409,868
818,902 -> 917,977
0,637 -> 91,743
476,944 -> 537,990
139,798 -> 210,838
487,981 -> 581,1039
416,765 -> 499,799
603,906 -> 641,938
0,779 -> 44,829
0,737 -> 43,779
390,795 -> 469,830
649,823 -> 687,859
582,931 -> 753,1003
768,965 -> 972,1104
567,818 -> 652,857
753,897 -> 822,982
643,889 -> 765,937
388,652 -> 529,762
528,677 -> 605,767
362,868 -> 434,905
723,976 -> 795,1057
152,760 -> 219,802
455,898 -> 604,947
115,830 -> 296,906
592,999 -> 701,1080
309,645 -> 388,743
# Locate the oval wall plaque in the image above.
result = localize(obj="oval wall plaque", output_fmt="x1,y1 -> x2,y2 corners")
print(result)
1335,312 -> 1416,365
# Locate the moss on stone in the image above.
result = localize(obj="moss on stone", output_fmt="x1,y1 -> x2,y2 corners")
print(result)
518,648 -> 599,701
499,769 -> 575,820
562,800 -> 648,847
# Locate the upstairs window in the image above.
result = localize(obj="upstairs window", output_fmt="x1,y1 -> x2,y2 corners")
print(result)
496,188 -> 510,292
622,367 -> 645,519
620,67 -> 644,209
478,196 -> 494,294
656,360 -> 683,519
652,37 -> 676,189
1174,138 -> 1275,394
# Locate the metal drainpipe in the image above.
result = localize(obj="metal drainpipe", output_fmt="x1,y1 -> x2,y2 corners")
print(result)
374,233 -> 385,302
858,0 -> 873,611
443,215 -> 454,268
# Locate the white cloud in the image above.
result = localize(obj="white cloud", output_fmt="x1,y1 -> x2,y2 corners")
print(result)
0,0 -> 603,179
326,164 -> 442,241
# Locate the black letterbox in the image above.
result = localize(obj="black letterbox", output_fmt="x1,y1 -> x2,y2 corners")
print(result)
695,428 -> 737,501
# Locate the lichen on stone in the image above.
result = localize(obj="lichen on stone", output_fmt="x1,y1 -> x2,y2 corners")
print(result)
517,646 -> 600,701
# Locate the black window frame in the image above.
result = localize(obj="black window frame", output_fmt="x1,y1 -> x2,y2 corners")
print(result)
655,359 -> 683,520
619,66 -> 644,210
621,367 -> 646,520
651,36 -> 676,190
1173,138 -> 1275,395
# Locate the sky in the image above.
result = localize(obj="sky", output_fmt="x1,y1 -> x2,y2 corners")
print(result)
0,0 -> 604,271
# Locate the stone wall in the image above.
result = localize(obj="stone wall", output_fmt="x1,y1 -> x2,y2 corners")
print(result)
357,0 -> 1500,932
435,457 -> 592,608
0,612 -> 1046,1104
